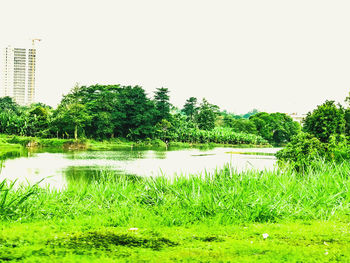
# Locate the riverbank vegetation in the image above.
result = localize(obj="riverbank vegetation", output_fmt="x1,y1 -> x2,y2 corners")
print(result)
0,84 -> 300,146
0,132 -> 268,154
2,161 -> 350,223
276,98 -> 350,169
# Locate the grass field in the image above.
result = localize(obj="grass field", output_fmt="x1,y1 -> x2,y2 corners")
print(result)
1,220 -> 349,262
0,161 -> 349,262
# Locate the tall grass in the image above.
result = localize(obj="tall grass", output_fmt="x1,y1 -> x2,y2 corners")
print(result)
2,160 -> 350,225
0,161 -> 42,219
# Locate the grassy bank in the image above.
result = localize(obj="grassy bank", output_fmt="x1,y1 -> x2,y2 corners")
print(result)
0,134 -> 79,148
0,134 -> 271,151
2,161 -> 350,224
0,161 -> 350,261
0,136 -> 22,159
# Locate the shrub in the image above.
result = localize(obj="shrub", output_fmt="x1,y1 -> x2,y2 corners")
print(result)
276,132 -> 350,171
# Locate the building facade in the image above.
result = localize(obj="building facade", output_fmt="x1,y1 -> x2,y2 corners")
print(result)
1,46 -> 37,105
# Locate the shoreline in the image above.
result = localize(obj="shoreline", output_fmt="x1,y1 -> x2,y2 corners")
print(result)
0,134 -> 272,152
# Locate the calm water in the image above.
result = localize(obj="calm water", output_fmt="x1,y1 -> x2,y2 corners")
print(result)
0,147 -> 280,189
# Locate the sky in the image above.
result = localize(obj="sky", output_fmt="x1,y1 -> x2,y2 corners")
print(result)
0,0 -> 349,114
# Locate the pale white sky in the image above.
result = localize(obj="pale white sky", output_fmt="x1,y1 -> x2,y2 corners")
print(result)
1,0 -> 349,114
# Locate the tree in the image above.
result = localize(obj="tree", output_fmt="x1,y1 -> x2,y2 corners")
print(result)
154,87 -> 171,123
51,84 -> 159,140
155,119 -> 172,142
224,117 -> 257,134
182,97 -> 198,121
79,85 -> 121,139
250,112 -> 300,144
0,97 -> 25,135
117,86 -> 157,139
26,105 -> 51,137
242,109 -> 259,119
0,96 -> 20,113
196,98 -> 219,131
52,85 -> 91,139
53,103 -> 90,140
303,100 -> 345,143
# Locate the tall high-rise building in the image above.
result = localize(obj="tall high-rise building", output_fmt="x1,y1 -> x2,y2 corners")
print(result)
1,45 -> 37,105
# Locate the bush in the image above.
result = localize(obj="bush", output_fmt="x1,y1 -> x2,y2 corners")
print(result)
276,132 -> 350,171
276,133 -> 325,170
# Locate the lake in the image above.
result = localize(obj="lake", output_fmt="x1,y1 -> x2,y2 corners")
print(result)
0,147 -> 280,190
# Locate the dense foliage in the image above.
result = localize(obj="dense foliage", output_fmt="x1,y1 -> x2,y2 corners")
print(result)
277,99 -> 350,169
221,111 -> 300,144
249,112 -> 300,143
303,100 -> 345,143
0,84 -> 301,145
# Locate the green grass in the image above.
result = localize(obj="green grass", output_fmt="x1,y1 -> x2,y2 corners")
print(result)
2,161 -> 350,224
0,134 -> 77,148
1,161 -> 350,261
0,220 -> 349,262
0,135 -> 23,159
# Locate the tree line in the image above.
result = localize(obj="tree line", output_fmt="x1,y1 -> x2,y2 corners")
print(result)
0,84 -> 300,144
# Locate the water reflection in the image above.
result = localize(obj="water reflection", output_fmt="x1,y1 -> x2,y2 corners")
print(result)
0,149 -> 22,159
0,147 -> 280,190
64,166 -> 141,185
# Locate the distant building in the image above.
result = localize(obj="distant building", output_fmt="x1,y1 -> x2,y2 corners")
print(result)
1,45 -> 37,105
288,113 -> 307,124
